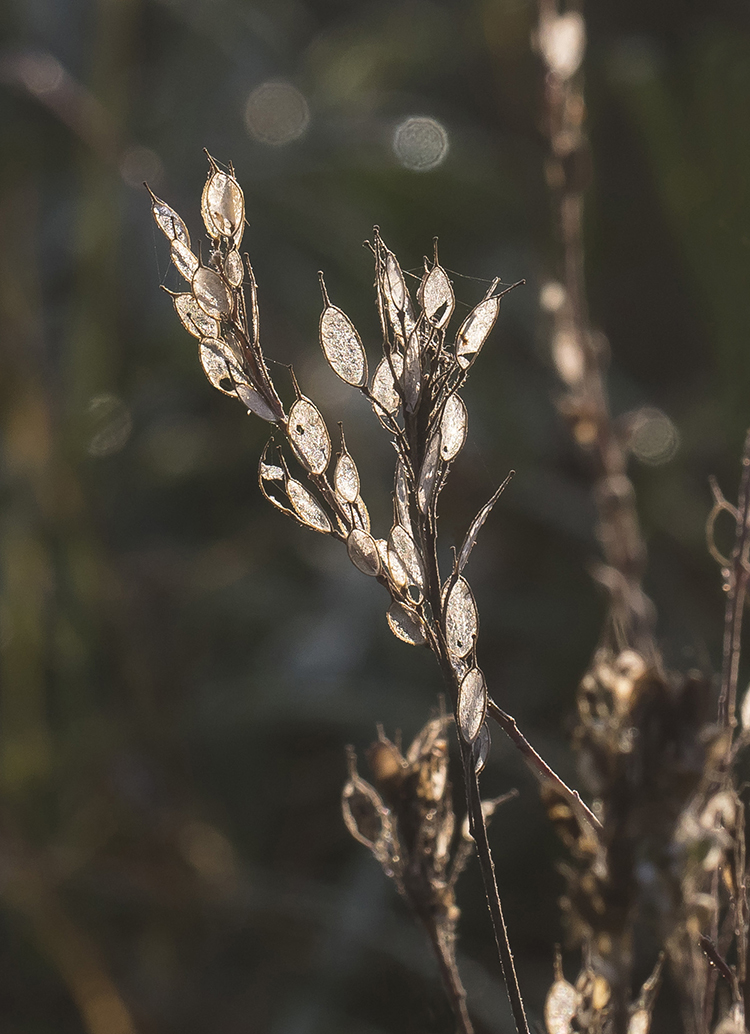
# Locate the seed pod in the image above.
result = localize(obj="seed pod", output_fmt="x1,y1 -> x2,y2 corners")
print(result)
258,449 -> 296,518
320,303 -> 368,387
236,383 -> 279,422
288,398 -> 331,475
386,601 -> 425,646
417,432 -> 441,513
334,450 -> 360,504
457,667 -> 487,743
347,529 -> 381,577
202,165 -> 245,242
381,250 -> 416,341
287,479 -> 332,533
150,193 -> 190,247
456,295 -> 501,370
544,975 -> 579,1034
370,354 -> 404,415
419,264 -> 454,328
173,294 -> 220,339
473,722 -> 491,774
444,576 -> 478,658
342,767 -> 388,849
199,338 -> 244,396
224,248 -> 244,287
387,525 -> 425,596
193,266 -> 233,319
352,495 -> 370,533
171,239 -> 199,282
440,393 -> 468,461
403,331 -> 422,413
394,461 -> 410,530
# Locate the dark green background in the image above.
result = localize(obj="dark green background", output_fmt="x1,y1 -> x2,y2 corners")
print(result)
1,0 -> 750,1031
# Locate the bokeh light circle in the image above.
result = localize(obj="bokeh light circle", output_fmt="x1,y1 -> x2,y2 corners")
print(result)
244,81 -> 310,146
393,116 -> 449,172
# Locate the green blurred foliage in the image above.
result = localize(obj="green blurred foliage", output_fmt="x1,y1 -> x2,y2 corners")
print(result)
1,0 -> 749,1031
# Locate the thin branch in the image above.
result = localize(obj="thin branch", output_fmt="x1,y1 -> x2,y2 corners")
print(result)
718,428 -> 750,732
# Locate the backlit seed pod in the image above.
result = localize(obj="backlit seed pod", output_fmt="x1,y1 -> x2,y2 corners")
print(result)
150,193 -> 190,247
320,304 -> 368,387
394,461 -> 410,530
347,529 -> 381,577
352,495 -> 370,533
403,331 -> 422,413
173,294 -> 220,339
199,338 -> 244,396
440,393 -> 468,461
288,398 -> 331,475
334,450 -> 360,504
387,525 -> 425,596
456,295 -> 501,370
286,479 -> 332,533
473,722 -> 491,774
444,576 -> 478,658
201,165 -> 245,242
371,354 -> 404,415
457,667 -> 487,743
171,239 -> 199,282
224,248 -> 244,288
386,601 -> 425,646
193,267 -> 233,319
417,432 -> 441,514
419,264 -> 454,328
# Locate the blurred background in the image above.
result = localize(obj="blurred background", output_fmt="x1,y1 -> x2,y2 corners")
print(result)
2,0 -> 750,1031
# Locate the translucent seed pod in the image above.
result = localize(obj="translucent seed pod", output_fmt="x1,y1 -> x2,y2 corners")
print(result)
419,264 -> 454,329
201,164 -> 245,243
224,248 -> 244,288
199,338 -> 244,396
288,398 -> 331,475
258,451 -> 296,518
173,294 -> 220,339
371,354 -> 404,415
193,266 -> 233,319
334,450 -> 360,504
320,299 -> 368,387
375,538 -> 389,571
444,576 -> 478,658
150,193 -> 190,247
403,331 -> 422,413
386,601 -> 425,646
544,975 -> 579,1034
473,722 -> 491,774
342,768 -> 388,849
347,529 -> 381,577
287,479 -> 332,533
235,384 -> 279,422
440,393 -> 468,461
457,667 -> 488,743
387,525 -> 425,597
394,461 -> 410,530
171,239 -> 199,282
352,495 -> 371,533
417,432 -> 441,514
456,295 -> 501,370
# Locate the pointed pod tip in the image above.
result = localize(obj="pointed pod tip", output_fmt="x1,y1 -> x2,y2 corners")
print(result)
317,271 -> 330,305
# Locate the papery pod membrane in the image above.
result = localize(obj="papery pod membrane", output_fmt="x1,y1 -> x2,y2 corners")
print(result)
342,768 -> 388,849
382,250 -> 416,342
440,393 -> 468,461
202,166 -> 245,242
199,338 -> 244,397
347,529 -> 381,577
628,1012 -> 650,1034
473,722 -> 491,774
370,354 -> 404,415
387,525 -> 425,595
224,248 -> 244,288
193,266 -> 233,319
417,432 -> 441,514
320,305 -> 368,387
419,264 -> 454,329
444,576 -> 478,658
288,398 -> 331,475
403,331 -> 422,413
386,601 -> 425,646
236,384 -> 279,422
334,451 -> 360,504
258,449 -> 296,518
456,296 -> 501,370
375,538 -> 389,571
352,495 -> 370,533
545,979 -> 580,1034
287,480 -> 332,533
405,714 -> 451,765
171,239 -> 199,282
174,294 -> 220,339
394,461 -> 410,530
457,667 -> 487,743
150,194 -> 190,247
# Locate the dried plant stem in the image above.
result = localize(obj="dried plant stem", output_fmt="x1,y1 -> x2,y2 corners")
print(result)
422,916 -> 475,1034
718,428 -> 750,732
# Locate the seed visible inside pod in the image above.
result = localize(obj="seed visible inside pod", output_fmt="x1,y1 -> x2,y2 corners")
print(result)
171,240 -> 199,282
371,354 -> 404,414
151,198 -> 190,247
347,529 -> 381,577
444,576 -> 478,658
419,265 -> 454,328
320,306 -> 368,387
287,479 -> 331,533
202,169 -> 245,241
288,398 -> 331,475
440,394 -> 468,461
334,451 -> 360,503
386,601 -> 425,646
456,296 -> 500,369
174,294 -> 220,339
193,267 -> 233,319
457,667 -> 487,743
224,248 -> 244,287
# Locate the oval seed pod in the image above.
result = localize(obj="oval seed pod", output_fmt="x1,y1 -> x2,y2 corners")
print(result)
171,239 -> 199,282
386,601 -> 425,646
173,294 -> 220,339
288,398 -> 331,475
151,196 -> 190,247
286,480 -> 332,533
457,667 -> 488,743
419,265 -> 454,329
334,451 -> 360,504
456,296 -> 500,370
473,722 -> 491,774
224,248 -> 244,288
440,393 -> 468,461
193,267 -> 233,319
347,529 -> 381,577
394,461 -> 410,530
544,977 -> 579,1034
417,432 -> 441,514
403,331 -> 422,413
320,306 -> 368,387
370,354 -> 404,414
444,576 -> 478,658
352,495 -> 370,533
342,771 -> 387,849
235,383 -> 279,422
202,168 -> 245,242
387,525 -> 425,596
199,338 -> 243,396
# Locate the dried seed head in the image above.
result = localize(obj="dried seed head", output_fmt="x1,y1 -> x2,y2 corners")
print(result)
342,764 -> 389,849
386,601 -> 425,646
440,393 -> 468,461
371,354 -> 404,414
458,667 -> 488,743
444,576 -> 478,658
455,295 -> 500,369
419,264 -> 454,328
201,163 -> 245,242
173,293 -> 220,339
286,479 -> 332,533
319,298 -> 368,387
347,529 -> 381,577
193,266 -> 233,319
288,398 -> 331,475
334,450 -> 360,504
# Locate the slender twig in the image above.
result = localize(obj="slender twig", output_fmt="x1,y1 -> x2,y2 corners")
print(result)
421,916 -> 475,1034
699,934 -> 742,1005
718,429 -> 750,733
